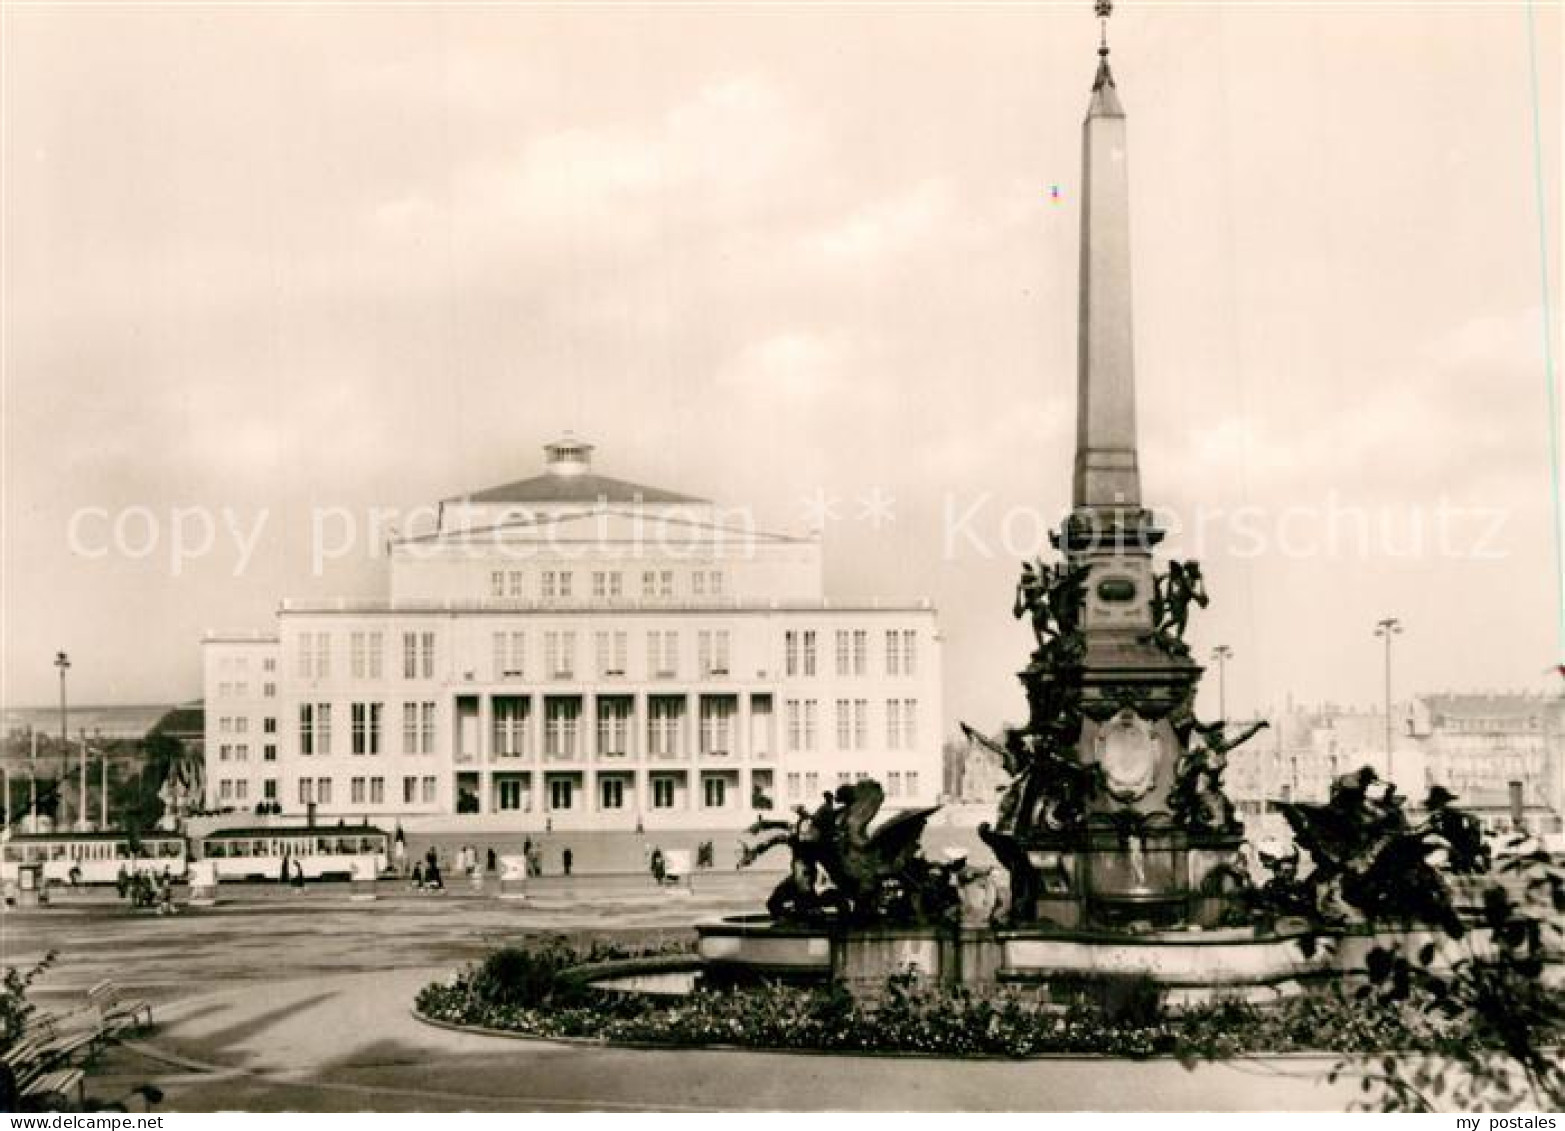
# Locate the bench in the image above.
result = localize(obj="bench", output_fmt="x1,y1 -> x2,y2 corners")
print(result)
87,981 -> 152,1035
2,1013 -> 94,1112
23,1067 -> 85,1110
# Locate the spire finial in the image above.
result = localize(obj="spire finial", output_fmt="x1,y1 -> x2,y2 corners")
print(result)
1095,0 -> 1113,58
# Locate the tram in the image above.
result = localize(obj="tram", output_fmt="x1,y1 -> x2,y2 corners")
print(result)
0,831 -> 189,885
195,824 -> 391,880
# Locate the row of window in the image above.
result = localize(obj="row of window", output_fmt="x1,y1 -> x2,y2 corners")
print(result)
492,630 -> 731,681
293,775 -> 441,806
215,774 -> 731,812
298,701 -> 438,757
214,656 -> 278,675
489,695 -> 747,759
495,774 -> 721,812
785,698 -> 920,752
784,630 -> 919,678
285,625 -> 921,686
215,681 -> 277,699
487,569 -> 726,601
296,631 -> 435,681
783,770 -> 921,800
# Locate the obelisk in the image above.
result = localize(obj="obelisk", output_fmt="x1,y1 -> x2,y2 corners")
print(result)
1054,2 -> 1199,820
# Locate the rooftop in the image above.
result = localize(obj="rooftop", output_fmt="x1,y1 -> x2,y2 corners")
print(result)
451,435 -> 709,507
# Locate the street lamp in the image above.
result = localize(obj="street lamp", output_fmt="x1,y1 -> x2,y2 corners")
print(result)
1210,645 -> 1234,719
53,651 -> 70,749
1374,618 -> 1403,783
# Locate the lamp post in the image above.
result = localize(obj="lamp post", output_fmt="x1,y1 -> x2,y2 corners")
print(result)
54,652 -> 70,748
1375,618 -> 1403,783
1211,644 -> 1234,719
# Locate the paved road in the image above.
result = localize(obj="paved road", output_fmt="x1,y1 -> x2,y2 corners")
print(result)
2,875 -> 1360,1112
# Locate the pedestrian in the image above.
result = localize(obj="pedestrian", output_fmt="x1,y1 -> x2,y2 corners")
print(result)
115,864 -> 129,900
279,852 -> 290,885
411,860 -> 426,890
427,858 -> 444,891
393,837 -> 408,877
425,846 -> 438,874
562,847 -> 573,876
291,858 -> 305,889
546,816 -> 553,834
650,847 -> 666,886
486,847 -> 497,873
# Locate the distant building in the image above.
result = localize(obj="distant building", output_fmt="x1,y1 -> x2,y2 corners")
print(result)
202,437 -> 943,831
1411,692 -> 1563,835
1229,693 -> 1564,840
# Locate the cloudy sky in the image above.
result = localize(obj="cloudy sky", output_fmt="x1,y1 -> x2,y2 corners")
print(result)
3,2 -> 1560,730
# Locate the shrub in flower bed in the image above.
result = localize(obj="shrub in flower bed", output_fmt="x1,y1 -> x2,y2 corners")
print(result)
415,936 -> 1539,1061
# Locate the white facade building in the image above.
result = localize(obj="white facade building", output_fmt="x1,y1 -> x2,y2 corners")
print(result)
202,438 -> 942,831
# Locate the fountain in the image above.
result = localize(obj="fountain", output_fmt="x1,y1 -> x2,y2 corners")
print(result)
697,2 -> 1329,1005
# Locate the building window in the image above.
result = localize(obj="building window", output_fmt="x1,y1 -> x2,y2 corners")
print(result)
642,570 -> 657,598
906,771 -> 920,797
660,571 -> 674,597
802,631 -> 817,676
298,778 -> 314,805
648,631 -> 678,678
493,631 -> 525,678
597,697 -> 631,757
263,744 -> 277,762
698,631 -> 730,677
545,631 -> 576,679
786,772 -> 801,800
886,699 -> 917,750
592,571 -> 623,598
350,702 -> 382,755
804,700 -> 818,751
700,697 -> 734,756
263,779 -> 277,800
498,779 -> 523,811
836,699 -> 852,750
263,716 -> 277,734
703,777 -> 726,809
403,776 -> 417,804
297,632 -> 330,680
317,778 -> 333,805
299,703 -> 331,756
350,631 -> 383,680
709,570 -> 724,596
493,698 -> 530,757
490,570 -> 505,598
648,697 -> 683,757
600,777 -> 625,810
652,777 -> 675,809
544,698 -> 581,758
263,657 -> 276,673
901,630 -> 917,675
263,682 -> 276,698
421,776 -> 437,803
549,778 -> 574,811
786,700 -> 801,752
402,702 -> 436,755
835,631 -> 851,677
887,771 -> 903,798
596,631 -> 627,677
219,744 -> 232,762
784,631 -> 798,677
402,631 -> 435,679
804,772 -> 819,797
351,777 -> 366,804
370,777 -> 385,804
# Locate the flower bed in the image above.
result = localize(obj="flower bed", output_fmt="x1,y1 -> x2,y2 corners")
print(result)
413,935 -> 1550,1062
